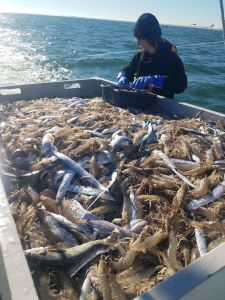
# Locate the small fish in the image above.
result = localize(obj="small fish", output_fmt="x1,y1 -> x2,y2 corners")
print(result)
171,158 -> 199,167
110,131 -> 133,150
62,199 -> 98,221
139,120 -> 157,145
47,212 -> 90,243
187,179 -> 225,210
67,184 -> 115,201
40,133 -> 54,155
24,138 -> 38,145
153,150 -> 196,188
101,127 -> 117,135
96,150 -> 114,165
214,160 -> 225,165
84,130 -> 104,138
68,98 -> 84,108
51,146 -> 105,191
43,213 -> 79,245
80,267 -> 95,300
44,125 -> 61,134
38,115 -> 60,122
194,228 -> 207,257
129,187 -> 142,222
130,219 -> 147,234
0,169 -> 40,179
181,127 -> 209,136
56,169 -> 76,206
66,116 -> 80,125
53,169 -> 66,185
25,238 -> 114,276
87,170 -> 118,210
88,219 -> 133,238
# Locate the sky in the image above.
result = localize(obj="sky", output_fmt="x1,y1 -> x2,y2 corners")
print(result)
0,0 -> 223,28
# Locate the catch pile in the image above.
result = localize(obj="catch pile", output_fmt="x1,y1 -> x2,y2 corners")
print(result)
1,96 -> 225,299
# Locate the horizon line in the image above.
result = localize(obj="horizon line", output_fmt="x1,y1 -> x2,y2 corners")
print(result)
0,10 -> 222,30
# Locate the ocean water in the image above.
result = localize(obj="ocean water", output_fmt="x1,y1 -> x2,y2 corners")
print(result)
0,13 -> 224,112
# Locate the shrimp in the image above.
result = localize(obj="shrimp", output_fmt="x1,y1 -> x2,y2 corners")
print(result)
171,183 -> 188,212
130,229 -> 168,252
109,249 -> 137,272
97,258 -> 112,300
108,274 -> 128,300
181,165 -> 214,176
90,153 -> 99,178
167,228 -> 182,271
208,236 -> 225,251
212,137 -> 224,160
191,178 -> 209,198
181,242 -> 191,266
121,178 -> 131,225
205,147 -> 214,164
137,194 -> 167,203
195,207 -> 216,221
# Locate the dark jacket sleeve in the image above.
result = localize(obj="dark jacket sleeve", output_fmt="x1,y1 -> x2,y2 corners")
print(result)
121,53 -> 142,82
163,53 -> 187,96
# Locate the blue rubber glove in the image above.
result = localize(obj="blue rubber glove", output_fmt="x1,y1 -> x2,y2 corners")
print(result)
133,75 -> 166,90
117,71 -> 130,88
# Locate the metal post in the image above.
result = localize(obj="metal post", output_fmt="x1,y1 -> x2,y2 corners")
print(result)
219,0 -> 225,44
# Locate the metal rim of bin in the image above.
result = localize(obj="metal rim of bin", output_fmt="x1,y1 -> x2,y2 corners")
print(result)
0,77 -> 225,300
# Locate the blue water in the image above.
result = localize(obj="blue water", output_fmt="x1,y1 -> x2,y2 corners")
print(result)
0,13 -> 224,112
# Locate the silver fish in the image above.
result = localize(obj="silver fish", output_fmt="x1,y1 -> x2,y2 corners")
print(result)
187,179 -> 225,210
87,170 -> 118,210
24,138 -> 38,145
101,128 -> 118,135
68,98 -> 84,108
53,169 -> 66,185
84,130 -> 104,138
67,184 -> 115,201
66,116 -> 80,125
25,239 -> 112,277
51,146 -> 105,191
40,133 -> 54,155
44,125 -> 61,134
88,219 -> 133,238
195,228 -> 207,257
63,199 -> 98,221
130,219 -> 147,234
129,187 -> 142,222
47,212 -> 91,243
139,121 -> 157,145
96,150 -> 114,165
180,127 -> 209,137
153,150 -> 196,188
44,213 -> 79,245
110,131 -> 133,150
80,267 -> 95,300
56,169 -> 76,205
214,160 -> 225,165
38,115 -> 60,122
171,158 -> 199,167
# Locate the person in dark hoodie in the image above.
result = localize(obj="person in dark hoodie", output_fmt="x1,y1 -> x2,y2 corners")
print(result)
117,13 -> 187,99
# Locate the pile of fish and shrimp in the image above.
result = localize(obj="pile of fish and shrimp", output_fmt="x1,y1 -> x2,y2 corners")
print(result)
1,96 -> 225,299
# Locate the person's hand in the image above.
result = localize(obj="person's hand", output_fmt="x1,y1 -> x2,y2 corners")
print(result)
117,71 -> 130,89
133,75 -> 166,90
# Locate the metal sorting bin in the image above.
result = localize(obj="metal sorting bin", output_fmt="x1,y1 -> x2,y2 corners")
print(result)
1,77 -> 225,300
